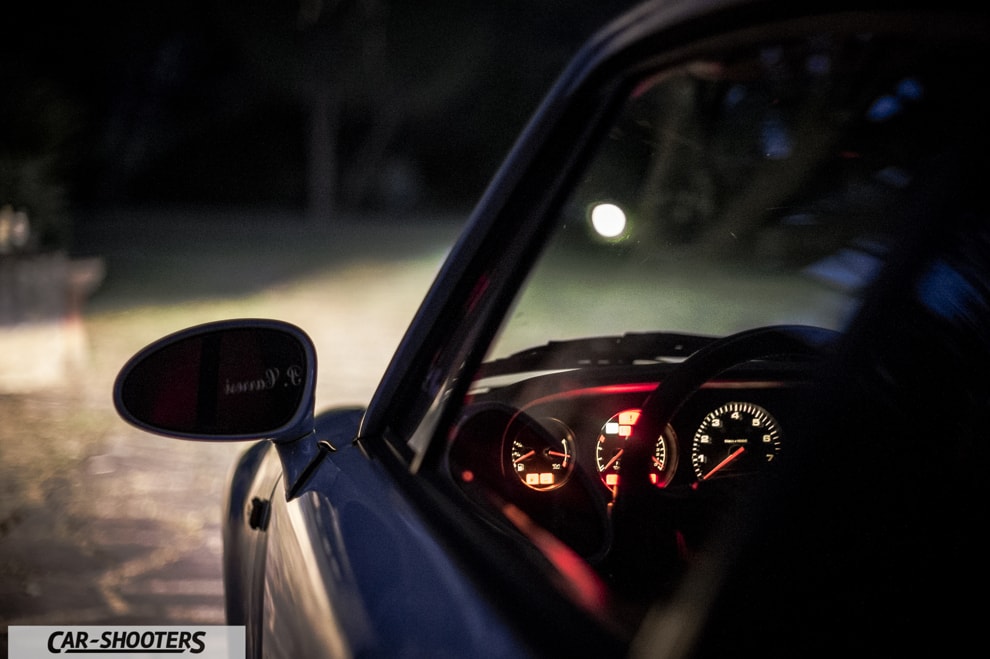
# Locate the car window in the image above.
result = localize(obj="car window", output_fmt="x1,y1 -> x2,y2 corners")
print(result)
487,32 -> 963,364
442,22 -> 986,624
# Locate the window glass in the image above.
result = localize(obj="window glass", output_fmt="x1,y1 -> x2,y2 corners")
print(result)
486,32 -> 975,364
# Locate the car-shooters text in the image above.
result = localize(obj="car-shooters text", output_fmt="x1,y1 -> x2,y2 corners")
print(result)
48,629 -> 207,654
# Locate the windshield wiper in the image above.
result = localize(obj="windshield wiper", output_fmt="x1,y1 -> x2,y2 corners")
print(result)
477,332 -> 717,378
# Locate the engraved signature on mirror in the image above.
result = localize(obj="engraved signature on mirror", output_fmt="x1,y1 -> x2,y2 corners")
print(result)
224,365 -> 305,397
118,327 -> 310,437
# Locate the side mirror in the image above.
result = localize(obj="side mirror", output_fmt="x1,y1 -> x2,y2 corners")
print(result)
114,319 -> 317,442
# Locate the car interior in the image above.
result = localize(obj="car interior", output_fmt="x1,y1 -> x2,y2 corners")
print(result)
439,23 -> 989,647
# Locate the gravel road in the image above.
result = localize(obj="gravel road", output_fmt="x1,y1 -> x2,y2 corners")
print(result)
0,210 -> 463,654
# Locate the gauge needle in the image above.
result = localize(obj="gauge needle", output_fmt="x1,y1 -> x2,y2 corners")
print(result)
703,446 -> 745,480
547,450 -> 570,466
513,450 -> 536,463
602,448 -> 623,471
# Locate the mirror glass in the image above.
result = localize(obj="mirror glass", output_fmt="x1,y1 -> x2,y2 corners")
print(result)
117,326 -> 312,438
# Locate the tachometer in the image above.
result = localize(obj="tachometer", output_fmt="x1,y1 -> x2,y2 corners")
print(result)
596,409 -> 675,492
691,402 -> 781,481
508,417 -> 575,491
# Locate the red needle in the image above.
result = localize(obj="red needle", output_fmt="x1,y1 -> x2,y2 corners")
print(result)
547,450 -> 570,466
602,448 -> 624,471
513,450 -> 536,463
702,446 -> 745,480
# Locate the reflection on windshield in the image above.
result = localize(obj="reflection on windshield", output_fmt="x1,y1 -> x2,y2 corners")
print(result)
488,30 -> 978,361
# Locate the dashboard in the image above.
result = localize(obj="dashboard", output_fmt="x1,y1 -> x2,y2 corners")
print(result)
447,360 -> 814,562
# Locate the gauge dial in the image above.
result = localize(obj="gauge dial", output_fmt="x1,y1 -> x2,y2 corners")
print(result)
596,409 -> 674,491
691,402 -> 781,481
509,417 -> 575,491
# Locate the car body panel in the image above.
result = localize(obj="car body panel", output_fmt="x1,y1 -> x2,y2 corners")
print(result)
222,440 -> 281,654
218,407 -> 532,658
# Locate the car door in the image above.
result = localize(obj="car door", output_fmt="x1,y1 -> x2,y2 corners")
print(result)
257,409 -> 532,658
222,440 -> 282,658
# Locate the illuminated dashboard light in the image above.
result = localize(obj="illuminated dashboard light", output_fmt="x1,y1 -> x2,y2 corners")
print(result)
590,203 -> 627,238
619,410 -> 640,425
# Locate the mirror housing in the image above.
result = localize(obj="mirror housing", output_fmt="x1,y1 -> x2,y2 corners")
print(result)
114,319 -> 317,442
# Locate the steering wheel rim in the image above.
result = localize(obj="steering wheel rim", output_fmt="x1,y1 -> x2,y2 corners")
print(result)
607,325 -> 838,595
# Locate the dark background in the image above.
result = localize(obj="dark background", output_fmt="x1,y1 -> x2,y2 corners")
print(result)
2,1 -> 639,249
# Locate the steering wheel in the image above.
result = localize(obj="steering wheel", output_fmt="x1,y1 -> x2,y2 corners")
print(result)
608,325 -> 838,597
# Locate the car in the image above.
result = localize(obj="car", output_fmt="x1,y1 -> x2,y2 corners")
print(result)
113,0 -> 990,656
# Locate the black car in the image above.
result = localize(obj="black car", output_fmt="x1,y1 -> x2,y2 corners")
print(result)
115,0 -> 990,656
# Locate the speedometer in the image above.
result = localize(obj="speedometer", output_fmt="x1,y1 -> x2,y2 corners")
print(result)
691,402 -> 781,481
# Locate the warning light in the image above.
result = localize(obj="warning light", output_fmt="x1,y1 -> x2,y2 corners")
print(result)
619,410 -> 641,425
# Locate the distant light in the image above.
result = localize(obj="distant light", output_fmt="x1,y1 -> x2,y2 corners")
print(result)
590,203 -> 627,238
866,77 -> 925,124
867,94 -> 901,122
897,77 -> 923,101
761,115 -> 792,159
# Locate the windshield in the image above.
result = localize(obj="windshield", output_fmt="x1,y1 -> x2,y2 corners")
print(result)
486,31 -> 959,362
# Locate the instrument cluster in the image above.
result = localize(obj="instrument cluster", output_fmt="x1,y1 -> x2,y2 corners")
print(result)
496,381 -> 793,493
448,364 -> 811,559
